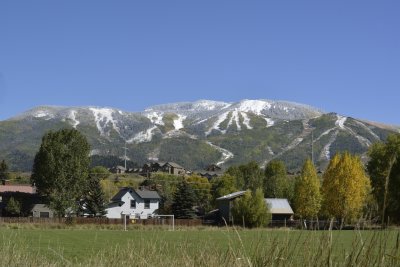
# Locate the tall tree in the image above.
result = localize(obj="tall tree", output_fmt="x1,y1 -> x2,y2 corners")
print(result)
0,160 -> 10,182
171,181 -> 196,219
211,174 -> 238,202
5,197 -> 21,217
367,134 -> 400,223
186,175 -> 212,213
264,160 -> 289,198
231,189 -> 271,228
226,161 -> 264,192
81,174 -> 107,217
293,159 -> 322,219
321,153 -> 371,223
31,129 -> 91,217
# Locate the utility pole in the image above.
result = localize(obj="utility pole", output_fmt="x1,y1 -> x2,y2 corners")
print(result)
123,143 -> 128,170
311,130 -> 314,165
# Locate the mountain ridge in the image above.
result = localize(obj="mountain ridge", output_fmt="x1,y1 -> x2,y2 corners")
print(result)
0,99 -> 396,172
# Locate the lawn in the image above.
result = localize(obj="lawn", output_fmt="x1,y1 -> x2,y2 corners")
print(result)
0,226 -> 399,266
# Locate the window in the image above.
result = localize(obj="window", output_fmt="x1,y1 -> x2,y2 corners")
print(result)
144,200 -> 150,209
130,199 -> 136,208
40,212 -> 50,218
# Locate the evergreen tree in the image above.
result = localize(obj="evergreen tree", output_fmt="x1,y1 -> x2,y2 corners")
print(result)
293,159 -> 322,219
186,175 -> 212,213
171,181 -> 196,219
231,189 -> 271,228
264,160 -> 289,198
321,153 -> 371,223
5,197 -> 21,217
31,129 -> 91,217
82,175 -> 107,217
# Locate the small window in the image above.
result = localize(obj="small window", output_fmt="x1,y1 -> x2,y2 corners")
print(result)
144,200 -> 150,209
130,200 -> 136,208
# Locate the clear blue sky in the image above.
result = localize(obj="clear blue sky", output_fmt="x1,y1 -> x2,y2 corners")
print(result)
0,1 -> 399,124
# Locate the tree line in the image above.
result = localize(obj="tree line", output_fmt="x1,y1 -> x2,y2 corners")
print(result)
2,128 -> 400,227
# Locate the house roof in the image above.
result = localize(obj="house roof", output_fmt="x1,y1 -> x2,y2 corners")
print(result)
163,162 -> 184,169
216,191 -> 247,201
110,187 -> 161,202
265,198 -> 294,215
0,185 -> 36,194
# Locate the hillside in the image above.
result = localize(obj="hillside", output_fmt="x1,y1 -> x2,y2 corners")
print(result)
0,99 -> 396,171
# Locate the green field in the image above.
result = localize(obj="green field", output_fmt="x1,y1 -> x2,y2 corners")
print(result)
0,226 -> 399,266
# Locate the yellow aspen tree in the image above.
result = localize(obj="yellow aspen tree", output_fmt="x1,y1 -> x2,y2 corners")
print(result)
321,152 -> 371,223
293,159 -> 322,219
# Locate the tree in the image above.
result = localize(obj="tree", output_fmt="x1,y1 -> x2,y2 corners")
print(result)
0,160 -> 10,182
81,174 -> 107,217
293,159 -> 322,219
186,175 -> 212,214
5,197 -> 21,217
367,134 -> 400,223
211,174 -> 238,202
31,129 -> 91,217
90,166 -> 110,180
226,161 -> 264,192
171,181 -> 196,219
231,189 -> 271,228
321,153 -> 371,223
264,160 -> 289,198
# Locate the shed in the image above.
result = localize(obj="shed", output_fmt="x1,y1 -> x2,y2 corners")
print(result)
31,204 -> 55,218
265,198 -> 294,221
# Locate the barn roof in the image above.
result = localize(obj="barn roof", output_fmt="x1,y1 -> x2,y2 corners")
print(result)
265,198 -> 294,215
216,191 -> 246,201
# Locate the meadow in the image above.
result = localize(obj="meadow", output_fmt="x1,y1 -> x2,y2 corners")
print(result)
0,225 -> 399,266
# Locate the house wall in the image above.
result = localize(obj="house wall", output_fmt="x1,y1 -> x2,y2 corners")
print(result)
32,206 -> 55,218
217,199 -> 231,223
106,191 -> 159,219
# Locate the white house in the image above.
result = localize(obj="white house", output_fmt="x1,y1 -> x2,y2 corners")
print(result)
106,187 -> 161,219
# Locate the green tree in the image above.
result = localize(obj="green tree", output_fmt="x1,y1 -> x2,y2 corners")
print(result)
226,161 -> 264,191
231,189 -> 271,228
264,160 -> 289,198
211,173 -> 238,203
0,160 -> 10,182
171,181 -> 196,219
367,134 -> 400,223
293,159 -> 322,219
31,129 -> 91,217
90,166 -> 110,180
186,175 -> 212,213
5,197 -> 21,217
321,153 -> 371,223
81,175 -> 107,217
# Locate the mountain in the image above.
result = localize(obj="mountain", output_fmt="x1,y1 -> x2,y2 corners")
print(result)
0,99 -> 397,171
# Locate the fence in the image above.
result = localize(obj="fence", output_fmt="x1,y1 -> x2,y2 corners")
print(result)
0,216 -> 203,227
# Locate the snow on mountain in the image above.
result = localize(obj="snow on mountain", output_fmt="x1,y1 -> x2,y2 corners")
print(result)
173,114 -> 187,130
89,107 -> 120,136
144,111 -> 164,125
207,142 -> 234,166
67,110 -> 80,129
335,115 -> 347,129
236,99 -> 272,115
127,126 -> 159,143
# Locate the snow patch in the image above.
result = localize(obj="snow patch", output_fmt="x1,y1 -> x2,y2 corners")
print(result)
173,114 -> 186,130
34,110 -> 54,119
241,112 -> 252,129
90,108 -> 120,136
265,118 -> 275,127
145,111 -> 164,125
320,130 -> 339,160
127,126 -> 158,143
193,100 -> 231,111
205,112 -> 230,135
207,142 -> 234,166
353,120 -> 380,140
237,100 -> 272,115
335,115 -> 347,129
227,110 -> 241,131
267,146 -> 275,156
315,128 -> 336,142
67,110 -> 80,129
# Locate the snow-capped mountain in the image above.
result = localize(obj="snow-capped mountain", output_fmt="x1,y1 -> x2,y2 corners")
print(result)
0,99 -> 395,171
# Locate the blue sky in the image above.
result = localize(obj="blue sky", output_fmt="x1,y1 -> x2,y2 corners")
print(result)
0,1 -> 399,124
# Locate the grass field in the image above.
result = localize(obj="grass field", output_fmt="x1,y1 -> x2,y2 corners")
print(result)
0,225 -> 399,266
